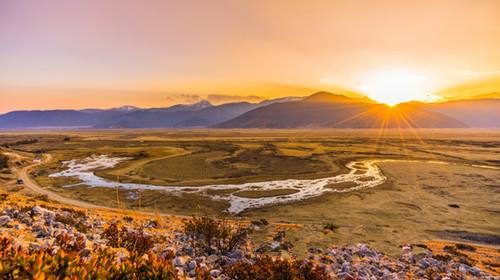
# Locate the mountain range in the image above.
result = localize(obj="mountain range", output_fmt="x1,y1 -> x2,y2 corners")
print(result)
0,92 -> 498,129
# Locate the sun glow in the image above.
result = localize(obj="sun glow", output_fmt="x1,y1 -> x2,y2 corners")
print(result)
359,70 -> 436,106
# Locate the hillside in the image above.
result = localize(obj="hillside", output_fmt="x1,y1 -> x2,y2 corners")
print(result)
0,98 -> 295,129
0,192 -> 497,279
425,98 -> 500,128
1,92 -> 498,129
216,92 -> 468,128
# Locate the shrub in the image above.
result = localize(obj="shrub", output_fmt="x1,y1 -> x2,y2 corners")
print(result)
455,243 -> 476,251
0,193 -> 9,201
34,194 -> 49,202
134,151 -> 149,159
0,235 -> 177,279
224,255 -> 330,280
251,218 -> 269,226
103,223 -> 154,255
183,216 -> 249,255
123,216 -> 134,223
54,233 -> 86,253
0,154 -> 8,169
324,223 -> 339,232
55,212 -> 90,233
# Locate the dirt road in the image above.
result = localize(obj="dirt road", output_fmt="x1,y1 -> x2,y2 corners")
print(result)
18,153 -> 108,209
15,152 -> 190,218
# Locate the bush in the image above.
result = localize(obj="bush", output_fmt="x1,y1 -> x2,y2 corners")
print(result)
133,151 -> 149,159
54,233 -> 86,253
455,243 -> 476,251
183,216 -> 249,255
0,236 -> 176,279
0,193 -> 9,201
34,194 -> 49,202
54,212 -> 90,233
324,223 -> 339,232
0,154 -> 8,169
103,223 -> 154,255
225,255 -> 330,280
251,218 -> 269,226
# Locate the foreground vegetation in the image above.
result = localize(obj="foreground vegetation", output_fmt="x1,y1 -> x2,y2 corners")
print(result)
0,192 -> 498,279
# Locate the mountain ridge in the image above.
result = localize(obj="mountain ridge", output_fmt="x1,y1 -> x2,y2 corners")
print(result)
0,92 -> 498,129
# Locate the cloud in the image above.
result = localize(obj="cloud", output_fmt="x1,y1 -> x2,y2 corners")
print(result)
165,94 -> 202,104
206,94 -> 264,104
165,94 -> 265,105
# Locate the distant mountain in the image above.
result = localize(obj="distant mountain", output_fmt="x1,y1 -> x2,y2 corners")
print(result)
215,92 -> 472,128
0,110 -> 98,129
163,100 -> 213,112
80,105 -> 140,114
1,93 -> 497,129
424,98 -> 500,128
95,101 -> 259,128
257,96 -> 303,107
0,97 -> 294,129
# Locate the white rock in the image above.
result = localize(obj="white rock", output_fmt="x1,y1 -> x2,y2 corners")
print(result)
0,215 -> 11,225
210,269 -> 221,277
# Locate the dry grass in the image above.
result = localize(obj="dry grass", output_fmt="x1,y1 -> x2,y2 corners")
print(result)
425,241 -> 500,276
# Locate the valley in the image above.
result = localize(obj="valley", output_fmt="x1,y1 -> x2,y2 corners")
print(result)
1,129 -> 499,256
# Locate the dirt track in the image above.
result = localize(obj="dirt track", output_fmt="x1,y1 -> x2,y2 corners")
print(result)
18,154 -> 108,209
14,152 -> 190,218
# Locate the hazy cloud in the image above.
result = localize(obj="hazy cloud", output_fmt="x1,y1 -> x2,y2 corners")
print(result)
165,94 -> 202,104
166,94 -> 265,105
206,94 -> 264,104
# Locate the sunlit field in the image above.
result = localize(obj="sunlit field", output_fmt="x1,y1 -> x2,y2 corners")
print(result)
1,129 -> 498,256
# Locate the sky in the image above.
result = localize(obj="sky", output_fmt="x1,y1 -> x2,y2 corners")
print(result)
1,0 -> 500,112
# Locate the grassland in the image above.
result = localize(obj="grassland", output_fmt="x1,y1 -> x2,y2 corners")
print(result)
0,129 -> 499,255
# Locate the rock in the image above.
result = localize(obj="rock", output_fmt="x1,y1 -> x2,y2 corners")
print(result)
14,224 -> 24,230
184,246 -> 194,256
210,269 -> 221,277
187,260 -> 197,271
270,241 -> 281,250
0,215 -> 11,225
402,244 -> 412,255
173,256 -> 188,267
337,272 -> 354,279
32,206 -> 53,216
418,259 -> 430,269
206,255 -> 219,264
341,262 -> 351,273
227,249 -> 242,259
470,267 -> 481,276
144,220 -> 159,228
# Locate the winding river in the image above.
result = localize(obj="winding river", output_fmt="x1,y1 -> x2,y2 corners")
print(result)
49,155 -> 498,213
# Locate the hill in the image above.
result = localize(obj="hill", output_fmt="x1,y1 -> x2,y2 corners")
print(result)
1,92 -> 498,129
216,92 -> 469,128
425,98 -> 500,128
0,98 -> 296,129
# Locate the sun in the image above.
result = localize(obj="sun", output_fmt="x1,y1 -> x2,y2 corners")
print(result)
358,70 -> 435,106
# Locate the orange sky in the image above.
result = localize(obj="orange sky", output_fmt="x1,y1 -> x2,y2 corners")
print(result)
1,0 -> 500,112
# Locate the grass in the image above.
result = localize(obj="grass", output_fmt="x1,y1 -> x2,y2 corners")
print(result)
324,181 -> 358,190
